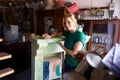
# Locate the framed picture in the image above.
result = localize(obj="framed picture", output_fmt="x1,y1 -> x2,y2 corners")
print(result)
96,10 -> 104,16
44,17 -> 53,33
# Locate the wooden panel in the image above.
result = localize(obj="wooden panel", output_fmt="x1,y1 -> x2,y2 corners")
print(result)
28,8 -> 34,33
36,7 -> 67,35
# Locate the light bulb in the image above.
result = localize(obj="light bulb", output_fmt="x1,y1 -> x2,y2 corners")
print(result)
9,2 -> 12,7
26,2 -> 29,8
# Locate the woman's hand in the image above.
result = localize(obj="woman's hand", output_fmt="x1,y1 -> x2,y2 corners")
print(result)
57,41 -> 63,46
42,33 -> 51,39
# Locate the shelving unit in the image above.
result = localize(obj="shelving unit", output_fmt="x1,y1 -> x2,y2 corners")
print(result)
78,20 -> 120,51
0,52 -> 14,78
91,20 -> 120,51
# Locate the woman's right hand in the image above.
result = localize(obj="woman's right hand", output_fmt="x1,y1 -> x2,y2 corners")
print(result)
42,33 -> 51,39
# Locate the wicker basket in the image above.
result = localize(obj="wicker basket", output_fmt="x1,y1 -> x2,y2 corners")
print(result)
75,45 -> 108,63
90,45 -> 108,58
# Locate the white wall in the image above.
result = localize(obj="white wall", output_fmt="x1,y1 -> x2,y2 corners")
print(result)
19,0 -> 120,17
63,0 -> 120,18
113,0 -> 120,17
63,0 -> 111,8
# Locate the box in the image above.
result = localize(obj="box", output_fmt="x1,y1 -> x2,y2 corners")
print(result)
4,25 -> 18,41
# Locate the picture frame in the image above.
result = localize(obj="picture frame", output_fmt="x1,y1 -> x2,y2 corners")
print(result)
44,17 -> 53,33
96,10 -> 104,16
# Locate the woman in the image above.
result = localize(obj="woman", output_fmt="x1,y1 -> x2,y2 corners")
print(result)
43,13 -> 86,72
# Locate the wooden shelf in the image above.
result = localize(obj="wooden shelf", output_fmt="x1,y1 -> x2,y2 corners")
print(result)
0,51 -> 14,78
0,67 -> 14,78
0,52 -> 12,61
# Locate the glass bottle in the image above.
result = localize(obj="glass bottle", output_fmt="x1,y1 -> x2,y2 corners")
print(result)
22,34 -> 26,42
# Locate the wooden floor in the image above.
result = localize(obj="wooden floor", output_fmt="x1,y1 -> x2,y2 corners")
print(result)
0,68 -> 31,80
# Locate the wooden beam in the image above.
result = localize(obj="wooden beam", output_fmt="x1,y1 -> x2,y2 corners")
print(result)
80,6 -> 109,11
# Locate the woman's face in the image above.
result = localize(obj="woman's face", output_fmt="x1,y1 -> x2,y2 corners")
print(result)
64,17 -> 74,31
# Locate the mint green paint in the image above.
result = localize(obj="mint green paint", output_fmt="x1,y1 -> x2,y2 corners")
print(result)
31,37 -> 64,80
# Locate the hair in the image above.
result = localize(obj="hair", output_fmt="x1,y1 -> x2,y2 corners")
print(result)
63,13 -> 78,30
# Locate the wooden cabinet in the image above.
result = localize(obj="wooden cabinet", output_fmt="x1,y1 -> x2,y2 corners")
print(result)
31,38 -> 64,80
36,7 -> 68,35
78,20 -> 120,51
27,8 -> 35,33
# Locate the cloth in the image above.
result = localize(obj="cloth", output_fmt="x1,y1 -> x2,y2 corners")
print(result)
102,43 -> 120,78
62,30 -> 86,67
